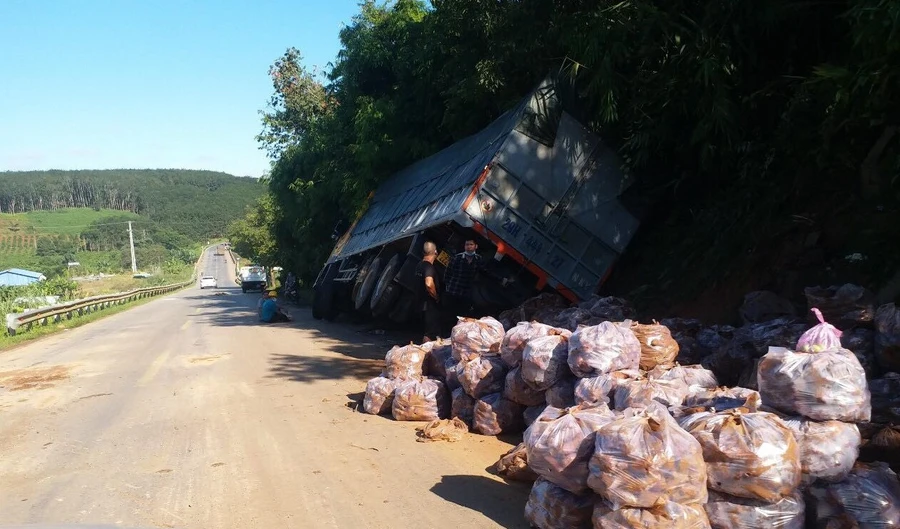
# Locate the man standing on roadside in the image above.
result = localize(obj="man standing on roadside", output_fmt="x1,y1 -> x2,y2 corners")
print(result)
416,241 -> 442,342
443,239 -> 484,319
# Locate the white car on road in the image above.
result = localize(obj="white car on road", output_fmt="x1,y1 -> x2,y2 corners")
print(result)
199,276 -> 218,289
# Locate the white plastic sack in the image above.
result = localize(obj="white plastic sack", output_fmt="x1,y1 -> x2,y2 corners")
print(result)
568,321 -> 641,378
593,501 -> 711,529
782,416 -> 860,483
705,490 -> 805,529
450,316 -> 505,362
758,346 -> 871,422
525,478 -> 595,529
612,378 -> 690,411
648,364 -> 718,390
574,370 -> 644,406
458,355 -> 507,399
384,343 -> 427,380
500,321 -> 570,368
363,376 -> 399,415
524,403 -> 618,493
522,334 -> 570,391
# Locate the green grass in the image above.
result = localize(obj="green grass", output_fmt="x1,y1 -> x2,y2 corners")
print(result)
0,208 -> 141,236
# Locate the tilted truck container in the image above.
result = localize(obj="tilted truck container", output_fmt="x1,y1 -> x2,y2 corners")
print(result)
311,79 -> 641,322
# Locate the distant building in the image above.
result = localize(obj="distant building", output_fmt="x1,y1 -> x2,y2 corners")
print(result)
0,268 -> 47,286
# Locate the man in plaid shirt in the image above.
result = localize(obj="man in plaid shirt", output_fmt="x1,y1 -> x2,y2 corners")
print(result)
443,239 -> 484,318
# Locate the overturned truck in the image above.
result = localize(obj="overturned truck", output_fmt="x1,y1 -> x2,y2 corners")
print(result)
312,79 -> 641,322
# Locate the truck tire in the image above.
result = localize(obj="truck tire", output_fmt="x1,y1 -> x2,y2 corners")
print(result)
370,254 -> 404,317
388,291 -> 415,323
354,255 -> 384,311
352,255 -> 377,311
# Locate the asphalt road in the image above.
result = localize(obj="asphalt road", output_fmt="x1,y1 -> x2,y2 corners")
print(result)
0,247 -> 529,529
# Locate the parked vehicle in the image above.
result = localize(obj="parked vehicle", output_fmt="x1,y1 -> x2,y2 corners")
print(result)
240,266 -> 267,293
311,78 -> 641,322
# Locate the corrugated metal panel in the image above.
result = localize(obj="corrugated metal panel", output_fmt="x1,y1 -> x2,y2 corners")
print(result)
0,269 -> 45,286
329,102 -> 526,262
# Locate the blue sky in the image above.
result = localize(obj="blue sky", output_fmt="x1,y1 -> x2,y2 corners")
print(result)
0,0 -> 363,177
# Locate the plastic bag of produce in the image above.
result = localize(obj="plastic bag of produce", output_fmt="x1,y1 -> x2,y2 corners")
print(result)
498,293 -> 569,330
806,462 -> 900,528
473,392 -> 525,435
782,416 -> 859,483
503,366 -> 546,407
450,316 -> 505,362
705,319 -> 807,387
555,306 -> 595,331
568,322 -> 641,378
841,327 -> 877,375
648,364 -> 718,389
584,296 -> 635,322
739,291 -> 797,325
450,387 -> 475,426
525,478 -> 595,529
682,386 -> 761,413
458,355 -> 507,399
500,321 -> 570,368
363,376 -> 399,415
679,410 -> 801,502
796,308 -> 843,353
444,359 -> 462,392
391,378 -> 450,421
524,404 -> 547,426
574,370 -> 644,406
593,501 -> 711,529
415,417 -> 468,442
870,372 -> 900,424
705,490 -> 804,529
631,322 -> 680,370
384,343 -> 427,380
757,346 -> 871,422
524,403 -> 617,493
522,334 -> 570,391
588,403 -> 707,508
546,375 -> 577,408
875,303 -> 900,372
804,283 -> 876,329
423,339 -> 453,379
495,442 -> 538,482
612,378 -> 689,411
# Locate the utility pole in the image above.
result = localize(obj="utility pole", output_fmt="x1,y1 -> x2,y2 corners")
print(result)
128,221 -> 137,273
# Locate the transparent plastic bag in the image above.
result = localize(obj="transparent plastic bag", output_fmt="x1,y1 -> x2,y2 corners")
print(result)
423,339 -> 453,380
450,387 -> 475,426
806,462 -> 900,528
495,442 -> 538,482
875,303 -> 900,372
458,355 -> 507,399
593,501 -> 711,529
524,403 -> 617,493
705,490 -> 805,529
574,370 -> 644,406
679,409 -> 801,502
797,308 -> 843,353
758,346 -> 871,422
522,334 -> 571,391
391,378 -> 450,421
500,321 -> 570,368
804,283 -> 876,329
568,321 -> 641,378
631,322 -> 680,370
555,306 -> 595,331
384,343 -> 428,380
648,364 -> 718,390
546,375 -> 578,408
782,416 -> 860,483
525,478 -> 595,529
450,316 -> 505,362
524,404 -> 547,427
444,358 -> 462,392
472,392 -> 525,435
612,378 -> 690,411
588,403 -> 707,508
503,366 -> 546,407
584,295 -> 635,322
682,386 -> 761,413
363,376 -> 399,415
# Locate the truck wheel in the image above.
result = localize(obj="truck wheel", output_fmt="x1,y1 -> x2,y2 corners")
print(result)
351,255 -> 376,310
354,255 -> 384,311
370,254 -> 404,317
388,291 -> 415,323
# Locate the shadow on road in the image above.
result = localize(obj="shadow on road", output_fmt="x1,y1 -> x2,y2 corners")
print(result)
430,475 -> 530,529
268,353 -> 383,384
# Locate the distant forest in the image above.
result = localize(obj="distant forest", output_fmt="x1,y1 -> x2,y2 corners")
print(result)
0,170 -> 264,240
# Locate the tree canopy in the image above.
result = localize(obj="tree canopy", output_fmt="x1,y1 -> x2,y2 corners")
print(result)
241,0 -> 898,305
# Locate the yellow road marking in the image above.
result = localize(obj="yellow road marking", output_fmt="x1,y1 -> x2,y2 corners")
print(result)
137,350 -> 171,387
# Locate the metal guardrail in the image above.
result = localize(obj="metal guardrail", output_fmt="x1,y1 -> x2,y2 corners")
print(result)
4,278 -> 195,337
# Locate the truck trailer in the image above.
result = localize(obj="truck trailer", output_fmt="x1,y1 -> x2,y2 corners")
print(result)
312,79 -> 641,322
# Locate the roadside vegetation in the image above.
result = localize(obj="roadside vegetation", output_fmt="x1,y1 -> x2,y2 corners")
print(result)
229,0 -> 899,316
